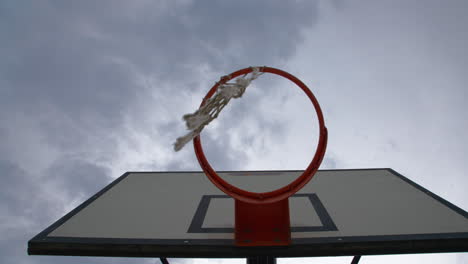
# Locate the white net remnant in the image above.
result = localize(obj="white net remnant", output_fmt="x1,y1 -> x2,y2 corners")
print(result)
174,67 -> 264,151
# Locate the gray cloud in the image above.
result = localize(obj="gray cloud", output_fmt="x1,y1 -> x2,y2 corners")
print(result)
0,160 -> 55,226
0,1 -> 321,263
0,160 -> 59,263
1,0 -> 321,166
5,0 -> 465,263
43,158 -> 111,200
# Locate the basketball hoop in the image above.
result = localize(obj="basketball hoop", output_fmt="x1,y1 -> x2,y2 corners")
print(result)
194,66 -> 327,203
193,66 -> 328,246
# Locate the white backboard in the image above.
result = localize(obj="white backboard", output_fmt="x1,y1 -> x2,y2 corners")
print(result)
28,169 -> 468,258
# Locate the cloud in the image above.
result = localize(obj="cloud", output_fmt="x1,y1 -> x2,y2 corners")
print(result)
0,1 -> 322,263
3,0 -> 465,263
0,160 -> 58,263
0,0 -> 321,170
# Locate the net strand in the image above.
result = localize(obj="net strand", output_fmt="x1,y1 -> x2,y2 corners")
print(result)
174,67 -> 263,151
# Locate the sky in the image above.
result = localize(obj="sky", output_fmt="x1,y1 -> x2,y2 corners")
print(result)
0,0 -> 467,264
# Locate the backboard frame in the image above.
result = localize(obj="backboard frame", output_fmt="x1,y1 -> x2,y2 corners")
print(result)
28,168 -> 468,258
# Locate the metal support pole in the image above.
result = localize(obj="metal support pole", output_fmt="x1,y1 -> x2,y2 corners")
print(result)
246,256 -> 276,264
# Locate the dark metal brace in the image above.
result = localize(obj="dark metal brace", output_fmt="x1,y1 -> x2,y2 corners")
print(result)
351,255 -> 361,264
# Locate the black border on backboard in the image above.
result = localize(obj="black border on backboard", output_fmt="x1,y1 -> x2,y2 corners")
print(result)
28,168 -> 468,258
187,193 -> 338,233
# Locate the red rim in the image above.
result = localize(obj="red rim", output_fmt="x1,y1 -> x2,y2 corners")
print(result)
193,66 -> 328,204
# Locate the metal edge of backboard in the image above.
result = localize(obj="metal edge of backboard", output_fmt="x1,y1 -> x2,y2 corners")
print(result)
28,168 -> 468,258
122,168 -> 395,174
26,233 -> 468,258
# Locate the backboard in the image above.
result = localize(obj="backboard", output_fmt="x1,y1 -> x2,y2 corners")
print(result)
28,169 -> 468,258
